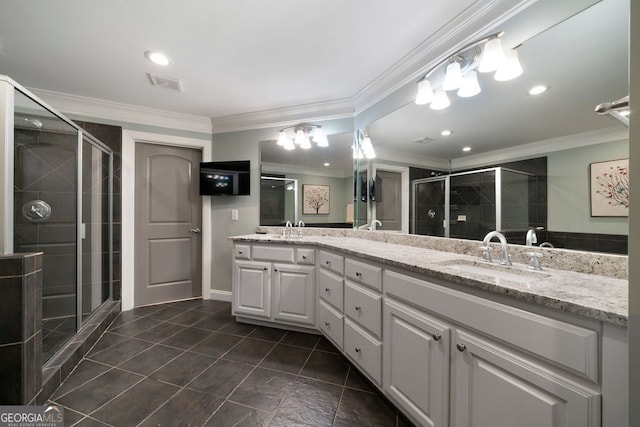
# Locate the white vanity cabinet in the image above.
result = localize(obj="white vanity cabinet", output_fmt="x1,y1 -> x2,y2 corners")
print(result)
343,257 -> 383,386
318,250 -> 345,349
383,297 -> 451,427
232,244 -> 316,328
384,269 -> 602,427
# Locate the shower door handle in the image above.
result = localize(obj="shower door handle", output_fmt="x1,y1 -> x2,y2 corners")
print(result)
189,228 -> 201,234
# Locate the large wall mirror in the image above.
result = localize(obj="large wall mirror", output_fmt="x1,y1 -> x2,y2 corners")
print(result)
359,0 -> 629,254
260,132 -> 355,227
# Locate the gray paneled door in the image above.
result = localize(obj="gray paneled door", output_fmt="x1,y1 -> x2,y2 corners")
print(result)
134,143 -> 202,307
376,170 -> 402,231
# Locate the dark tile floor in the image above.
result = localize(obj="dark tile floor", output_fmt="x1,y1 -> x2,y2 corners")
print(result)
49,299 -> 413,426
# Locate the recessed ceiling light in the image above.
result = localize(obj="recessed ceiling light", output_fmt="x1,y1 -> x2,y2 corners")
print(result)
462,146 -> 471,152
323,162 -> 330,167
619,110 -> 630,116
528,85 -> 548,95
144,50 -> 171,66
440,130 -> 452,137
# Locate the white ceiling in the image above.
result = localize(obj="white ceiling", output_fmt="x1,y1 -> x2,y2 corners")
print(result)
0,0 -> 628,174
0,0 -> 479,119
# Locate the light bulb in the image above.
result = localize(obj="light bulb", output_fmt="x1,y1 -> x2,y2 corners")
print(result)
430,89 -> 451,110
494,49 -> 523,81
277,131 -> 288,147
284,138 -> 295,150
312,127 -> 329,147
478,38 -> 505,73
415,79 -> 434,105
457,70 -> 481,98
442,62 -> 464,91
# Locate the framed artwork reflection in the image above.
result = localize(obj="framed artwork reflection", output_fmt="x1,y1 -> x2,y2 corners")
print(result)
303,184 -> 330,215
590,158 -> 629,217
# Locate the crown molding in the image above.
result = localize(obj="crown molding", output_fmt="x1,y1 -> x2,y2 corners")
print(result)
28,88 -> 212,134
352,0 -> 535,115
450,126 -> 629,170
210,98 -> 354,134
262,162 -> 352,179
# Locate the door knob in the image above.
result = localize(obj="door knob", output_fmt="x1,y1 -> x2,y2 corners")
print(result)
189,228 -> 201,234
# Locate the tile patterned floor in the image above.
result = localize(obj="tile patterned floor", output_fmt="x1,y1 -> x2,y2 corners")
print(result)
49,299 -> 414,426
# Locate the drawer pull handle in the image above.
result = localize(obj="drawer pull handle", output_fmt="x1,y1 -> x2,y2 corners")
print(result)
456,343 -> 466,352
355,347 -> 361,353
324,321 -> 330,327
356,272 -> 362,277
326,260 -> 331,265
354,305 -> 361,311
263,267 -> 268,271
302,255 -> 307,259
432,333 -> 442,341
238,251 -> 243,254
274,268 -> 278,272
325,288 -> 330,292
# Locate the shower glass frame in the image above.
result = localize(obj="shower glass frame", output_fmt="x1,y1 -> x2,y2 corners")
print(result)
411,167 -> 535,238
0,75 -> 113,358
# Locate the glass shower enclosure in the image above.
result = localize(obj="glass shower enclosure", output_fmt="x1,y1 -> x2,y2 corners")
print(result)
412,167 -> 537,240
1,76 -> 113,362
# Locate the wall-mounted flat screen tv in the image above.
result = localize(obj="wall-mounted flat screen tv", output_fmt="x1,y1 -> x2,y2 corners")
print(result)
199,160 -> 250,196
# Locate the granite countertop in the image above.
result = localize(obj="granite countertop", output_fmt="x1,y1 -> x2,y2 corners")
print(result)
230,234 -> 628,326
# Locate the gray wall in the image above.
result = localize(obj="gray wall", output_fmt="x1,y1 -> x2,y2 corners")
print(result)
285,172 -> 351,223
548,139 -> 629,234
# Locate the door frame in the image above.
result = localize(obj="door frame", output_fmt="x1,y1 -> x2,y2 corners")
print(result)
370,162 -> 409,233
121,130 -> 212,311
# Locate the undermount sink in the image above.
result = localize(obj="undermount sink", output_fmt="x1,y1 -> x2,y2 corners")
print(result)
437,259 -> 550,284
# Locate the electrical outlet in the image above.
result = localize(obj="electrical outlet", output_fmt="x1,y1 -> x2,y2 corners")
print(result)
231,209 -> 239,221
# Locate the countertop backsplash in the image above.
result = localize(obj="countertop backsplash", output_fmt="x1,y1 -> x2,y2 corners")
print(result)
256,226 -> 628,280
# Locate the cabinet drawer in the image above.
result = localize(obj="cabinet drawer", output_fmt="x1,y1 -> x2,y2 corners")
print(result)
296,248 -> 315,265
319,251 -> 344,275
234,244 -> 251,259
344,281 -> 382,338
319,300 -> 343,350
384,270 -> 599,382
344,318 -> 382,386
253,245 -> 295,263
319,269 -> 344,311
345,258 -> 382,291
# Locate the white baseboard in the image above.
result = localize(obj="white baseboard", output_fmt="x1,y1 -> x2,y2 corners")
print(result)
210,290 -> 232,302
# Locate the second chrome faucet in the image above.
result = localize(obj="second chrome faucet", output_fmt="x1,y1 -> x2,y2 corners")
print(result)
479,230 -> 512,266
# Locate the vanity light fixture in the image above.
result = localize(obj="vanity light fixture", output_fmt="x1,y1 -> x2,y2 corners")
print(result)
415,32 -> 523,108
354,129 -> 376,160
276,123 -> 328,151
144,50 -> 171,66
440,130 -> 452,136
528,85 -> 548,95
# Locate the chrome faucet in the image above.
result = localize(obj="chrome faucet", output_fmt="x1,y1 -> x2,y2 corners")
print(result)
480,231 -> 512,266
357,223 -> 370,230
371,220 -> 382,231
284,220 -> 293,238
526,229 -> 538,246
526,229 -> 543,270
297,220 -> 305,237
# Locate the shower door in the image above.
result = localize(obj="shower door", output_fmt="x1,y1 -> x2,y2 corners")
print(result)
13,91 -> 80,360
412,177 -> 448,237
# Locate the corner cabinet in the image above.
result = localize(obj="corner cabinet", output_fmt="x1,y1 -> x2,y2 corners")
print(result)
232,243 -> 316,328
231,240 -> 625,427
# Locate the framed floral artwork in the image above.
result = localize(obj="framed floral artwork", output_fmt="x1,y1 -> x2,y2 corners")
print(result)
303,184 -> 330,215
590,158 -> 629,217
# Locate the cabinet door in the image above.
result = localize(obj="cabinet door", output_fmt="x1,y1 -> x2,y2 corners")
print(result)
233,260 -> 271,319
451,329 -> 601,427
273,264 -> 316,326
383,298 -> 450,427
